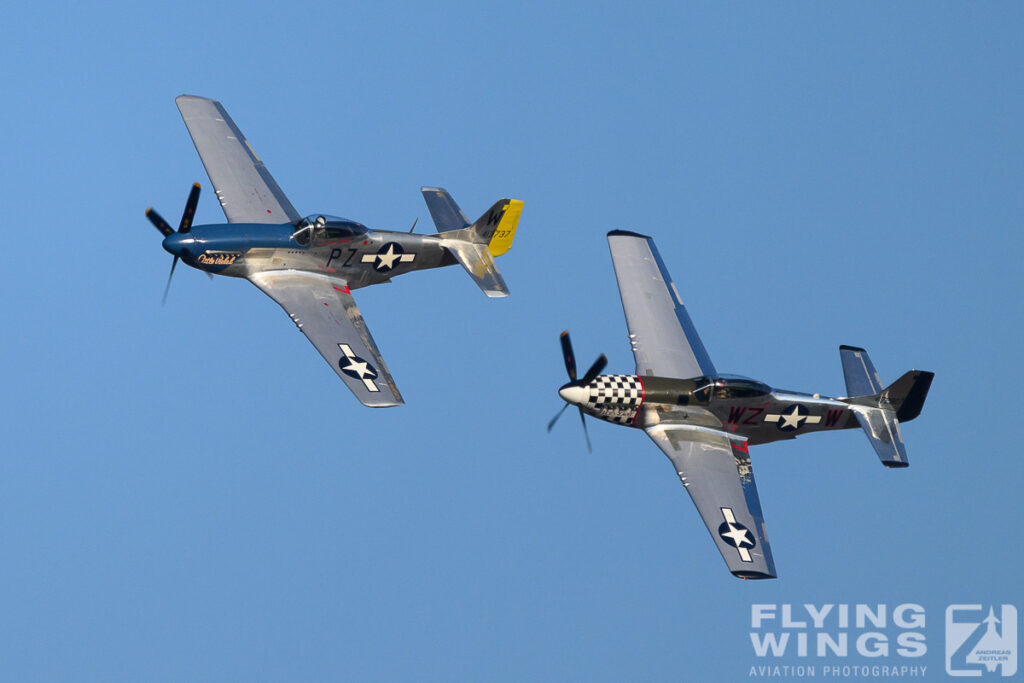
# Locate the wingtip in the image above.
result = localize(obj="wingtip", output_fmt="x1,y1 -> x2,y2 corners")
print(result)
364,400 -> 405,408
175,94 -> 220,110
839,344 -> 867,353
607,229 -> 652,239
732,571 -> 778,580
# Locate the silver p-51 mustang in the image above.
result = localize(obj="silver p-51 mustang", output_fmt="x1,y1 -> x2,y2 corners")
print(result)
147,95 -> 523,406
550,230 -> 933,579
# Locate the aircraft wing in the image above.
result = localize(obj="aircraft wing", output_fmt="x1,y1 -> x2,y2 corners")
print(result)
607,230 -> 715,379
645,424 -> 776,579
248,270 -> 403,407
176,95 -> 301,225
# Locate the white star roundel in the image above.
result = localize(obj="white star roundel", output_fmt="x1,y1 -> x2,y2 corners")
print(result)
360,242 -> 416,273
718,521 -> 755,549
337,343 -> 379,392
763,403 -> 822,432
718,507 -> 755,563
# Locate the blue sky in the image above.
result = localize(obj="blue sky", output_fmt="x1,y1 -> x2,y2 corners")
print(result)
1,2 -> 1021,680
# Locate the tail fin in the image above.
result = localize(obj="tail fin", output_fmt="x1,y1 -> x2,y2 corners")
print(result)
430,195 -> 524,298
428,196 -> 523,255
839,346 -> 934,468
881,370 -> 935,422
421,188 -> 524,257
469,198 -> 523,257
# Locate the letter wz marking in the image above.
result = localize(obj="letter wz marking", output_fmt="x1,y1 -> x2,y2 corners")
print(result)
743,407 -> 764,425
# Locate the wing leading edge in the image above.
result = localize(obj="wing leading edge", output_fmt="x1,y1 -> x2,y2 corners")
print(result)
176,95 -> 301,225
645,424 -> 776,579
249,271 -> 403,407
607,230 -> 715,379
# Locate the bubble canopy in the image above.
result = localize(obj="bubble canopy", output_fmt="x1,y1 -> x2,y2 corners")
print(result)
292,215 -> 368,245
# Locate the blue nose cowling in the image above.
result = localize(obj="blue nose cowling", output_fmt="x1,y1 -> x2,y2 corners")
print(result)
162,232 -> 195,257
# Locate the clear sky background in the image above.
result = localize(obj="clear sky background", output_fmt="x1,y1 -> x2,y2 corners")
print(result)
1,2 -> 1021,680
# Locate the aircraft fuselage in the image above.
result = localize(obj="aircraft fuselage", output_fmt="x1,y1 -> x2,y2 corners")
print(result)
162,219 -> 458,290
560,374 -> 861,445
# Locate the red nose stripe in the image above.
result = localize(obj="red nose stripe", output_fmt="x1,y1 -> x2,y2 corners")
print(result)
631,375 -> 646,426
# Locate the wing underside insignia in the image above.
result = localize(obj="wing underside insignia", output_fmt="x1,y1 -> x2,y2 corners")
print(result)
646,424 -> 776,579
248,270 -> 403,407
336,343 -> 380,392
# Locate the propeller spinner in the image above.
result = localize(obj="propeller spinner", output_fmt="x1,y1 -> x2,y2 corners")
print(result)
548,330 -> 607,452
146,183 -> 201,305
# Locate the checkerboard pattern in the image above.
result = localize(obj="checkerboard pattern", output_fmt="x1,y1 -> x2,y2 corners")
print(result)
585,375 -> 644,424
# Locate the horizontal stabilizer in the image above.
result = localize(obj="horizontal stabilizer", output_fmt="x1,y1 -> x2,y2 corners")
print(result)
850,407 -> 908,468
443,241 -> 509,297
840,345 -> 883,397
421,187 -> 470,232
839,346 -> 933,468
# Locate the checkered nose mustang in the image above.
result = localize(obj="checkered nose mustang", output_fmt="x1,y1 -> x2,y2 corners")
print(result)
145,95 -> 523,407
548,231 -> 934,579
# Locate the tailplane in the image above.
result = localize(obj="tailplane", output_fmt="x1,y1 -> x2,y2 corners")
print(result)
421,188 -> 523,297
839,346 -> 934,468
421,187 -> 471,232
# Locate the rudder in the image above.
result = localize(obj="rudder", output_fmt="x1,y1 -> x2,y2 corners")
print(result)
470,198 -> 523,257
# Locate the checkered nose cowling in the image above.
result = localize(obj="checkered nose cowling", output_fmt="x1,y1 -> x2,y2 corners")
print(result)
582,375 -> 644,424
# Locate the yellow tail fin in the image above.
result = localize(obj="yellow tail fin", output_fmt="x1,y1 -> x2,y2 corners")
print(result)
487,199 -> 523,256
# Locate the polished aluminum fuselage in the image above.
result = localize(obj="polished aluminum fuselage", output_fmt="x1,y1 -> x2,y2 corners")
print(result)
577,375 -> 859,445
167,222 -> 458,290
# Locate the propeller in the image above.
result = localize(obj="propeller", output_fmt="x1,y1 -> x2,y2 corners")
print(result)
146,183 -> 200,305
548,330 -> 607,452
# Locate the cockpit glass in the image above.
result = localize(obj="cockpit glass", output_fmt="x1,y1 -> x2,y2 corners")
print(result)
292,215 -> 367,246
691,376 -> 714,403
295,215 -> 367,240
713,378 -> 771,399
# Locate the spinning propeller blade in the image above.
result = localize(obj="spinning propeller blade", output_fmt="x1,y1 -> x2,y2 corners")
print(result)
146,208 -> 174,237
147,182 -> 202,304
178,183 -> 201,234
580,354 -> 608,385
578,407 -> 592,453
546,403 -> 569,433
559,330 -> 577,381
549,330 -> 606,451
162,256 -> 179,306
